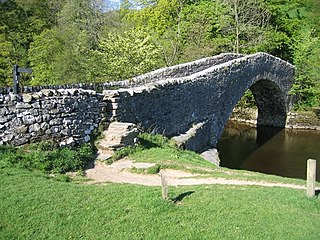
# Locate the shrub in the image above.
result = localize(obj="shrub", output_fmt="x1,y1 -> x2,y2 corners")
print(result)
0,142 -> 95,173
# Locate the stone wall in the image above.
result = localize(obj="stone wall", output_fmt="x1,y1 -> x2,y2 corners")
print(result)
0,89 -> 108,146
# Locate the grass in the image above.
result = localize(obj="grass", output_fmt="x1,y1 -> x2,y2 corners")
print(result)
0,141 -> 95,174
112,134 -> 318,187
110,133 -> 217,174
1,167 -> 320,240
1,134 -> 320,239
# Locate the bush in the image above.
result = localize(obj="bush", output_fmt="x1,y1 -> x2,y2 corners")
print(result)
0,142 -> 95,173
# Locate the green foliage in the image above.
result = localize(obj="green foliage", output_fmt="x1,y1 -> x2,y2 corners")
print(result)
110,133 -> 214,173
110,145 -> 142,162
219,0 -> 272,54
146,163 -> 161,174
178,0 -> 230,61
0,141 -> 95,173
291,32 -> 320,109
28,29 -> 61,85
28,0 -> 104,85
236,89 -> 257,108
91,29 -> 161,81
0,0 -> 62,86
138,132 -> 175,149
109,132 -> 215,174
0,34 -> 13,86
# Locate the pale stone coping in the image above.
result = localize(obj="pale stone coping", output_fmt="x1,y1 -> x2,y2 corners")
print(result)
103,52 -> 295,97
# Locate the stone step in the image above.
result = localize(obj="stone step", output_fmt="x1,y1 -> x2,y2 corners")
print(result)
98,121 -> 139,152
96,149 -> 114,160
102,131 -> 139,143
106,122 -> 136,131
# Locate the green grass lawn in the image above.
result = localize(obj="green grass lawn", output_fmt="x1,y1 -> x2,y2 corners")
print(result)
1,167 -> 320,240
1,135 -> 320,239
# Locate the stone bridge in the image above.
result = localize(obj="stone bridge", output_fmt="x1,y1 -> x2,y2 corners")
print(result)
0,52 -> 294,152
103,52 -> 294,151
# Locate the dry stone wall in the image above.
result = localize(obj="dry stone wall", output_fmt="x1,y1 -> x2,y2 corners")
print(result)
0,89 -> 108,146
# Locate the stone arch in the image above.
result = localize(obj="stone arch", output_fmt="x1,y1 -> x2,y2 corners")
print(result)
249,79 -> 287,128
211,77 -> 289,149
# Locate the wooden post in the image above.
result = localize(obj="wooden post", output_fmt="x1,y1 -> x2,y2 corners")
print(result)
13,65 -> 19,94
160,173 -> 168,200
306,159 -> 316,197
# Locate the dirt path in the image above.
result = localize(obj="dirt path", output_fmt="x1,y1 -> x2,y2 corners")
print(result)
85,159 -> 308,190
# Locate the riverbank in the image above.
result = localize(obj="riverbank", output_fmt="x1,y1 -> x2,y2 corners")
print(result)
230,107 -> 320,130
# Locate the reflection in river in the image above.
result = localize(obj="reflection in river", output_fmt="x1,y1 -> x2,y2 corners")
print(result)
217,121 -> 320,181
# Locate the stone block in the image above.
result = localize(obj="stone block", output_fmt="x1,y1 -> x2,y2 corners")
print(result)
84,135 -> 90,142
49,118 -> 63,126
16,102 -> 32,109
16,126 -> 28,134
22,94 -> 33,103
31,102 -> 41,108
42,114 -> 52,122
23,115 -> 35,125
2,134 -> 14,142
0,116 -> 7,124
84,129 -> 91,135
29,123 -> 41,133
41,89 -> 54,96
40,122 -> 50,130
0,107 -> 8,115
61,128 -> 71,136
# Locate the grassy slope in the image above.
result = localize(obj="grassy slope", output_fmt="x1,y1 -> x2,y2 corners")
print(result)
129,147 -> 320,187
1,167 -> 320,240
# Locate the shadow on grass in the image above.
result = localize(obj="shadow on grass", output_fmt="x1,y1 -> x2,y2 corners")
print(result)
85,160 -> 95,170
172,191 -> 195,203
138,138 -> 161,149
316,189 -> 320,197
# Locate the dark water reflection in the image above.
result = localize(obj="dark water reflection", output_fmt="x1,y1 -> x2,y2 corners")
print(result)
217,121 -> 320,181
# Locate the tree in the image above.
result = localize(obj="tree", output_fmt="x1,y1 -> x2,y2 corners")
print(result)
0,0 -> 29,85
0,0 -> 63,86
0,33 -> 13,86
90,29 -> 161,81
28,29 -> 62,85
125,0 -> 185,66
291,35 -> 320,109
219,0 -> 271,54
29,0 -> 107,84
265,0 -> 308,61
179,0 -> 229,62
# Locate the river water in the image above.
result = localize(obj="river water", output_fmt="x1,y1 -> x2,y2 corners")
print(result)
217,121 -> 320,181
